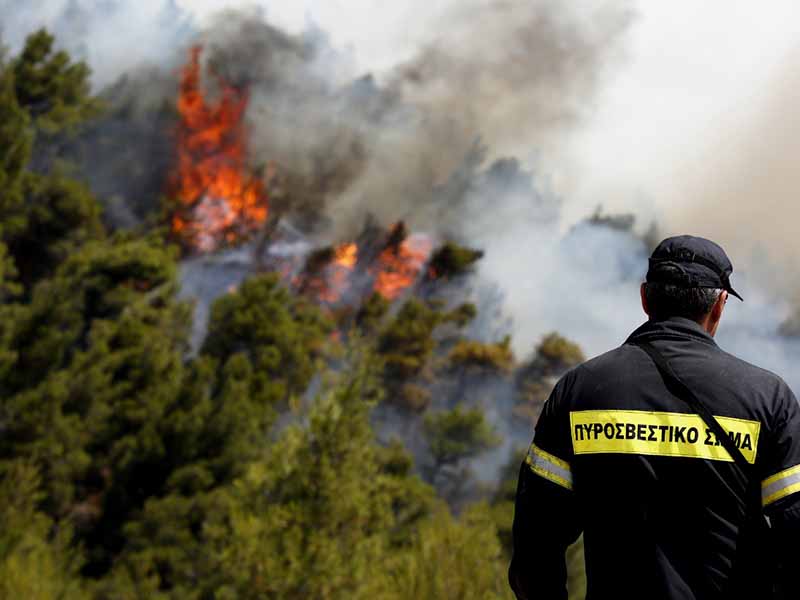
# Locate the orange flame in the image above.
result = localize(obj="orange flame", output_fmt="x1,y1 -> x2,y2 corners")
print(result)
170,46 -> 268,252
372,234 -> 433,300
293,242 -> 359,304
319,242 -> 358,303
334,242 -> 358,268
298,228 -> 432,304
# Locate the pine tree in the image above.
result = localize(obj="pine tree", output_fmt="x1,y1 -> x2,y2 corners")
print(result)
8,169 -> 104,291
424,405 -> 500,470
0,461 -> 88,600
200,348 -> 433,599
202,273 -> 333,410
12,29 -> 101,134
0,56 -> 33,241
0,235 -> 191,576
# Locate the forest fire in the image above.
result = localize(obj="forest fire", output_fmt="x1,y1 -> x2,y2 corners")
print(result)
169,46 -> 268,252
293,223 -> 434,305
318,242 -> 358,303
372,233 -> 433,300
167,51 -> 432,305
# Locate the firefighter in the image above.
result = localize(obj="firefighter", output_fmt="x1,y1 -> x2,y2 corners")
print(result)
509,235 -> 800,600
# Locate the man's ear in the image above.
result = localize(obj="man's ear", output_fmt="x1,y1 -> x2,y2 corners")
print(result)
711,290 -> 728,323
640,283 -> 650,316
706,289 -> 728,336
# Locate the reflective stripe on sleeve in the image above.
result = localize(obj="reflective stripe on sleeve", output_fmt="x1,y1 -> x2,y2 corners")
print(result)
525,443 -> 573,491
762,464 -> 800,506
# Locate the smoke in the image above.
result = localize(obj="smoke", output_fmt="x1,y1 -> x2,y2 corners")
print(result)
387,0 -> 633,155
658,57 -> 800,296
172,1 -> 634,238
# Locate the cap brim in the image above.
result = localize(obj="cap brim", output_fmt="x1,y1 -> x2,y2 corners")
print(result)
728,287 -> 744,302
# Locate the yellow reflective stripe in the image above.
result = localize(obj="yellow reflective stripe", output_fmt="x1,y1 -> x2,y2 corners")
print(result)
762,464 -> 800,506
570,410 -> 760,464
526,443 -> 573,491
763,464 -> 800,488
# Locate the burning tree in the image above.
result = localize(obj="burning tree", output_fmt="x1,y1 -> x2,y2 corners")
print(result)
291,221 -> 435,309
169,46 -> 268,252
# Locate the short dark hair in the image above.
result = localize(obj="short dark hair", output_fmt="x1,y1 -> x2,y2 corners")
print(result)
644,282 -> 722,322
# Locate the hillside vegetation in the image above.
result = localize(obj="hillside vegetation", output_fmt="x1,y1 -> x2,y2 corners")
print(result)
0,31 -> 586,599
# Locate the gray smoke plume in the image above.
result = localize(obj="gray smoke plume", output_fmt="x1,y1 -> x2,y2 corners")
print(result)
185,2 -> 635,239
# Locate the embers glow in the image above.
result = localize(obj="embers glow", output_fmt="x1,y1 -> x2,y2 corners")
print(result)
170,46 -> 268,252
372,234 -> 433,300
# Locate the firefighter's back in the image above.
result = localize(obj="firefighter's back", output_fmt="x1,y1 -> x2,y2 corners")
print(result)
509,236 -> 800,600
564,319 -> 790,598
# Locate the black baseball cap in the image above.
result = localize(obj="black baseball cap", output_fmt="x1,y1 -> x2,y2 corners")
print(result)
646,235 -> 743,301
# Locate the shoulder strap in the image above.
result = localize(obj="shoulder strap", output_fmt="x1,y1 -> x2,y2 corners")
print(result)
631,340 -> 774,595
630,340 -> 753,473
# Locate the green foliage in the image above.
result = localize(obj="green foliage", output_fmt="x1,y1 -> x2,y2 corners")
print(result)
12,29 -> 101,133
0,461 -> 88,600
449,336 -> 514,373
0,293 -> 19,383
490,448 -> 526,557
445,302 -> 478,327
5,235 -> 180,395
379,299 -> 443,380
375,438 -> 438,547
567,537 -> 587,600
355,291 -> 390,335
202,273 -> 333,407
7,169 -> 104,289
0,66 -> 33,238
391,503 -> 511,600
428,241 -> 484,279
376,298 -> 478,411
0,235 -> 191,576
424,405 -> 500,467
378,299 -> 476,381
397,382 -> 432,413
198,351 -> 429,599
533,332 -> 585,375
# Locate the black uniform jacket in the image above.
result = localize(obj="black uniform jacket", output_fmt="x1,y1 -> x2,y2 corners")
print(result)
509,317 -> 800,600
